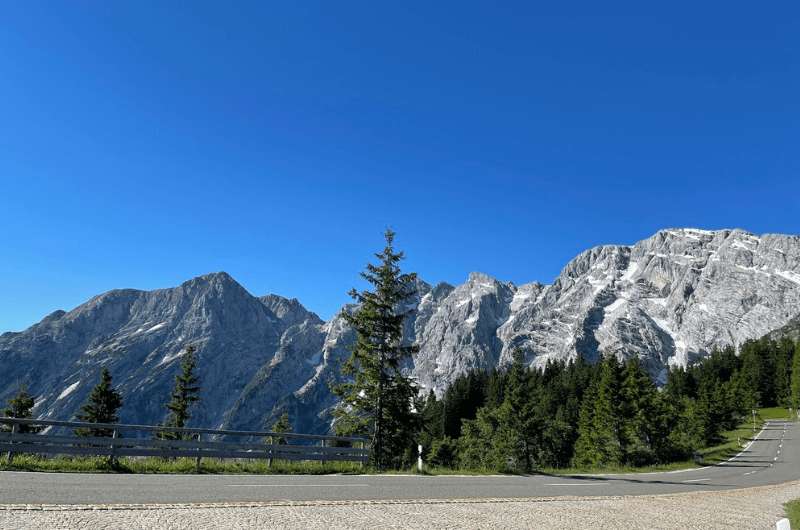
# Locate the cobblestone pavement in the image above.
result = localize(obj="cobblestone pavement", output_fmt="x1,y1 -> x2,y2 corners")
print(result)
2,480 -> 798,529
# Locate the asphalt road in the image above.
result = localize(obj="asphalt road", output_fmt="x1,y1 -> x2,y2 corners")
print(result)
0,420 -> 796,505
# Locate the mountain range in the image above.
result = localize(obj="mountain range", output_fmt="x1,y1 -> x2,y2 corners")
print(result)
2,227 -> 800,434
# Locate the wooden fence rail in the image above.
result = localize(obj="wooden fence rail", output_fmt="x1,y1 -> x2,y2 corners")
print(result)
0,417 -> 370,467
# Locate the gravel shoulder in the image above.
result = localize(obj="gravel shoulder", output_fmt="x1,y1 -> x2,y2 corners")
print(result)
2,479 -> 798,529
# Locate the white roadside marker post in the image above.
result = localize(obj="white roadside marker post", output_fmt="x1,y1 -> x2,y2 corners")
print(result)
417,444 -> 423,473
195,432 -> 202,473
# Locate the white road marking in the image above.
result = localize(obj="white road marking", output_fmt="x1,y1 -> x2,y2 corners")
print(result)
545,483 -> 605,486
727,424 -> 766,462
682,478 -> 711,483
225,484 -> 371,488
774,457 -> 779,461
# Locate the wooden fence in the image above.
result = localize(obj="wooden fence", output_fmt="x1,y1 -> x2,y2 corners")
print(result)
0,417 -> 369,469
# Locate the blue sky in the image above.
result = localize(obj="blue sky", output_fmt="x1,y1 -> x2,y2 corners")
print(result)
1,2 -> 798,332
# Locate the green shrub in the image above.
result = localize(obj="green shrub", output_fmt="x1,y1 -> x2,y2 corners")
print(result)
428,436 -> 457,468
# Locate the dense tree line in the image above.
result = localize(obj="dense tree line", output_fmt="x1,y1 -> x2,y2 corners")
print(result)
416,337 -> 800,472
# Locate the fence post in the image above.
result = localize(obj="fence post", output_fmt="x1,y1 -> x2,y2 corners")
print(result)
5,423 -> 17,465
359,440 -> 364,469
195,432 -> 202,473
267,436 -> 273,468
321,439 -> 326,466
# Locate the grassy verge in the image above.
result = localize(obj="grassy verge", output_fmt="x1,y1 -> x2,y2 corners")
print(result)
0,455 -> 363,475
785,499 -> 800,527
757,406 -> 794,421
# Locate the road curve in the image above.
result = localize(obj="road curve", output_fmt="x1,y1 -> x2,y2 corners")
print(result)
0,420 -> 796,505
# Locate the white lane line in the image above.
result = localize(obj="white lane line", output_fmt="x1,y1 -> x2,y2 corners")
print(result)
225,484 -> 371,488
545,483 -> 605,486
682,478 -> 711,483
727,423 -> 767,462
774,457 -> 779,461
743,471 -> 756,476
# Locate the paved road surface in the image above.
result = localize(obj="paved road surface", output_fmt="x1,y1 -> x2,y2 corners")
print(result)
0,420 -> 796,505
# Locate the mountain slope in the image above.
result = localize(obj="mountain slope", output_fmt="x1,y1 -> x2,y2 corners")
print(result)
767,314 -> 800,343
2,228 -> 800,433
0,272 -> 322,430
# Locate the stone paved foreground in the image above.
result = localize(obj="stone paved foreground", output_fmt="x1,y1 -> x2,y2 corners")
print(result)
2,480 -> 799,529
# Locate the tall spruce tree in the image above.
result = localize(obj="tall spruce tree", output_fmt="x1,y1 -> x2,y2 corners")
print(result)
493,349 -> 539,472
75,368 -> 123,437
738,346 -> 762,409
619,359 -> 657,465
332,229 -> 419,470
572,354 -> 622,467
572,380 -> 601,467
2,386 -> 39,433
162,346 -> 201,440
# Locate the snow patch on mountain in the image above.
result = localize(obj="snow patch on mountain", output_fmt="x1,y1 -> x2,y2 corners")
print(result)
57,381 -> 80,401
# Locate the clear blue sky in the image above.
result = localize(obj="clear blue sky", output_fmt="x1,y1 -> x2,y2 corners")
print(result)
1,2 -> 798,332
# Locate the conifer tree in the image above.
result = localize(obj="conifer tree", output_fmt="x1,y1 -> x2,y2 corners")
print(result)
493,349 -> 539,471
572,354 -> 622,467
332,229 -> 419,470
458,406 -> 499,469
738,347 -> 762,409
2,386 -> 39,433
619,359 -> 657,465
441,370 -> 488,438
774,339 -> 793,407
75,368 -> 123,437
791,342 -> 800,412
162,346 -> 201,440
572,380 -> 601,467
270,412 -> 293,445
650,392 -> 692,463
485,368 -> 506,409
420,389 -> 444,445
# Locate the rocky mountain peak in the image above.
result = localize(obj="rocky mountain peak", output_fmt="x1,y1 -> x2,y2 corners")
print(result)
259,294 -> 323,330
